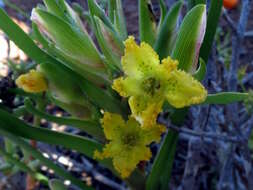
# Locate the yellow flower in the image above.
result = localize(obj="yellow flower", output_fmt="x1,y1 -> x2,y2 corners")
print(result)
112,36 -> 207,127
94,112 -> 165,178
16,70 -> 48,93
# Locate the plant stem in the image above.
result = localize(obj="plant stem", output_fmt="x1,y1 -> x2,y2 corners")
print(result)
0,128 -> 91,190
126,168 -> 148,190
2,0 -> 30,19
0,148 -> 48,185
227,0 -> 251,126
26,96 -> 46,190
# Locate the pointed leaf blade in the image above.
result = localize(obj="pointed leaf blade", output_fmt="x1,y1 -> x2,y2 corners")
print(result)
199,0 -> 223,62
154,0 -> 183,59
193,58 -> 206,81
203,92 -> 249,105
139,0 -> 157,45
31,8 -> 102,67
114,0 -> 127,39
171,4 -> 206,72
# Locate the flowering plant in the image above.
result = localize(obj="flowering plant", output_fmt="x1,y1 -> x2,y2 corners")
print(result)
0,0 -> 250,189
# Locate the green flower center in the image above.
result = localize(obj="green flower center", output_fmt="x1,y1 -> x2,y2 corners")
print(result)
142,77 -> 160,96
122,133 -> 139,147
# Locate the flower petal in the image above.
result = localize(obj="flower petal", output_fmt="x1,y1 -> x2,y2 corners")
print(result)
16,70 -> 48,93
129,96 -> 164,128
112,77 -> 142,97
122,36 -> 160,78
142,125 -> 166,144
165,70 -> 207,108
100,112 -> 125,140
112,145 -> 151,178
160,56 -> 179,73
94,113 -> 165,178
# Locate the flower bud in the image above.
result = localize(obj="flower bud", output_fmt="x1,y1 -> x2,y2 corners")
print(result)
38,62 -> 92,118
16,70 -> 48,93
38,62 -> 85,106
31,8 -> 109,84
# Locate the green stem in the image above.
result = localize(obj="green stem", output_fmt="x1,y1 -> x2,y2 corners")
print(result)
0,147 -> 48,185
8,88 -> 43,101
3,138 -> 15,160
24,96 -> 46,189
160,133 -> 178,190
34,97 -> 45,127
146,131 -> 179,190
13,106 -> 28,117
127,170 -> 146,190
0,129 -> 92,190
2,0 -> 30,19
23,96 -> 46,161
24,99 -> 105,142
146,108 -> 187,190
0,162 -> 13,172
203,92 -> 249,105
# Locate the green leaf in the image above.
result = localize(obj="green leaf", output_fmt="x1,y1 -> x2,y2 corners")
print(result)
171,4 -> 206,72
32,8 -> 112,85
187,0 -> 206,10
0,8 -> 104,85
78,77 -> 127,116
0,103 -> 11,113
146,131 -> 178,190
154,0 -> 183,59
39,62 -> 96,118
147,109 -> 188,190
87,0 -> 125,52
203,92 -> 249,105
3,137 -> 17,168
193,58 -> 206,81
87,0 -> 115,31
49,179 -> 68,190
108,0 -> 116,22
98,15 -> 124,53
0,108 -> 116,169
43,0 -> 87,33
0,6 -> 125,112
72,2 -> 86,18
157,0 -> 167,30
0,109 -> 102,158
199,0 -> 223,62
26,22 -> 124,115
0,147 -> 49,185
139,0 -> 157,45
39,62 -> 91,107
46,43 -> 110,85
0,8 -> 121,110
0,129 -> 92,190
113,0 -> 127,40
0,162 -> 13,172
50,96 -> 100,120
32,8 -> 103,69
32,22 -> 50,49
43,0 -> 65,19
4,138 -> 16,154
92,16 -> 123,71
2,0 -> 29,19
0,8 -> 49,63
24,99 -> 105,142
53,63 -> 120,115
